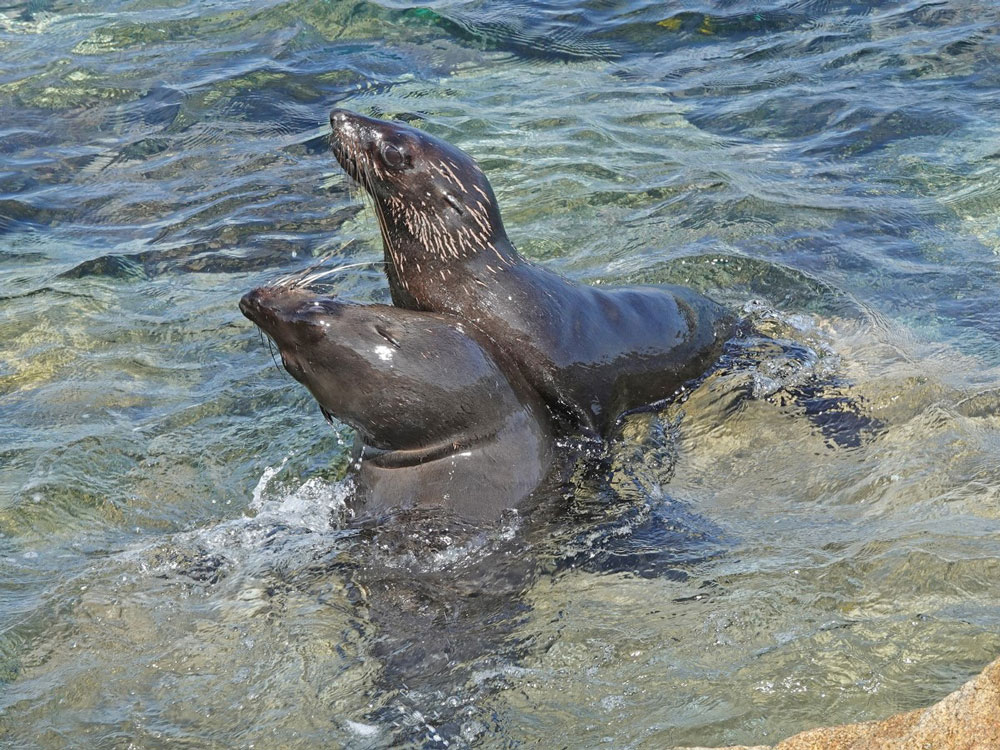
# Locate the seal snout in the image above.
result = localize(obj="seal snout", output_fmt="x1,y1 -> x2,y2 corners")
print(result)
329,108 -> 363,144
239,285 -> 283,326
329,108 -> 392,148
241,286 -> 351,335
329,108 -> 364,174
329,108 -> 352,130
239,285 -> 305,334
239,286 -> 266,321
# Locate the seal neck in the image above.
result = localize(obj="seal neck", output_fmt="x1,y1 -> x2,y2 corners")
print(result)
382,218 -> 519,266
381,229 -> 520,309
360,434 -> 486,469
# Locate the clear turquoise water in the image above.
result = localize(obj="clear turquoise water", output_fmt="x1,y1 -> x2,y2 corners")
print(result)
2,1 -> 1000,747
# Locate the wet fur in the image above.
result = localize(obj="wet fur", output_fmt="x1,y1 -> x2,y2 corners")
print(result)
239,286 -> 555,522
328,109 -> 736,438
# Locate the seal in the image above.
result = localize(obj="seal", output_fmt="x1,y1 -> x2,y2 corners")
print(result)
328,109 -> 735,438
239,285 -> 554,522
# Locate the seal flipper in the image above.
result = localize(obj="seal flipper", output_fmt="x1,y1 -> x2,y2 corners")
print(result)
773,380 -> 883,449
712,329 -> 884,449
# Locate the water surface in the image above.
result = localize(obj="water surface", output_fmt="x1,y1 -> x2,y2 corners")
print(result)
2,1 -> 1000,747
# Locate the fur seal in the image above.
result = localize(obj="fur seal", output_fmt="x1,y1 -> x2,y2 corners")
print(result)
239,285 -> 554,522
328,109 -> 735,438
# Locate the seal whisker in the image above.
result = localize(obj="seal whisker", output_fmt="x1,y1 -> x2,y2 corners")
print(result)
352,180 -> 380,228
267,340 -> 283,374
334,135 -> 379,228
280,260 -> 334,289
293,265 -> 336,288
257,330 -> 282,374
296,261 -> 387,288
360,157 -> 406,282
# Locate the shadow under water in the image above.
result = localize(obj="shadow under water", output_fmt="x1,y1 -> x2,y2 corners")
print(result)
103,428 -> 726,748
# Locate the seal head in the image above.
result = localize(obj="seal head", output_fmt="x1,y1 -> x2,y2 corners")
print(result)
240,286 -> 554,520
329,109 -> 515,308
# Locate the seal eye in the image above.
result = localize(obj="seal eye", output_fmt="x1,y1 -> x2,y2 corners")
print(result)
381,143 -> 405,169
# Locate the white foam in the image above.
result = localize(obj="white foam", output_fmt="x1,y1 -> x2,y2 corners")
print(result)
119,460 -> 354,576
344,720 -> 379,738
250,456 -> 289,512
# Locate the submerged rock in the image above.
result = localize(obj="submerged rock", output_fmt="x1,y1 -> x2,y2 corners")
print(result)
681,655 -> 1000,750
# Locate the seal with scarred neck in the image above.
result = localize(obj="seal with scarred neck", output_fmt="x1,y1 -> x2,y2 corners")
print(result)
239,286 -> 554,522
329,109 -> 734,438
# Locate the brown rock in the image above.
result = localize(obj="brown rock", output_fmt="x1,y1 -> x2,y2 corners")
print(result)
681,656 -> 1000,750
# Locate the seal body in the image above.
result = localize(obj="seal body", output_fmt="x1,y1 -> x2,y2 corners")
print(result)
329,109 -> 734,437
240,286 -> 554,522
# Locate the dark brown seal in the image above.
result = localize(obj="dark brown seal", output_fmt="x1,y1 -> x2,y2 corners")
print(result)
239,286 -> 554,522
328,109 -> 734,438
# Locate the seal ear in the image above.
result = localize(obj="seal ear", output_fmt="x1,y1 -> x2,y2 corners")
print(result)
375,324 -> 401,349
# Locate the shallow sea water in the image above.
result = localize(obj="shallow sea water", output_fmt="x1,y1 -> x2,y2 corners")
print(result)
2,1 -> 1000,747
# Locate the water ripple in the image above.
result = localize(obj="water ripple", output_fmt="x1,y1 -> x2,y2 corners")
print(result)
2,0 -> 1000,746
